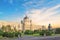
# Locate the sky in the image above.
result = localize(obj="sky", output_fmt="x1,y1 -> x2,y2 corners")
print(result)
0,0 -> 60,26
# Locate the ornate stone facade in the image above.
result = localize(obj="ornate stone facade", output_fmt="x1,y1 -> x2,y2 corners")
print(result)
21,16 -> 32,31
21,16 -> 42,31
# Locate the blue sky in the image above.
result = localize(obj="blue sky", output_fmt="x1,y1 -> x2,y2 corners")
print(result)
0,0 -> 60,25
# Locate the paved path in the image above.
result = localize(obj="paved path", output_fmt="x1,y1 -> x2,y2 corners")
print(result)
17,36 -> 60,40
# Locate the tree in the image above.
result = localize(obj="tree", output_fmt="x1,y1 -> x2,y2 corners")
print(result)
1,25 -> 6,32
6,25 -> 11,32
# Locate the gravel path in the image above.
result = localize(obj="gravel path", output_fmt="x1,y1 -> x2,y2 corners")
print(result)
0,36 -> 60,40
19,36 -> 60,40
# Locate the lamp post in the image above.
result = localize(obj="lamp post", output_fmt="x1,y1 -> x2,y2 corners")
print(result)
30,20 -> 32,30
21,20 -> 25,36
48,24 -> 52,31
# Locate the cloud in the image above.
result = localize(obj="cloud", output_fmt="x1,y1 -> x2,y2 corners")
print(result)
22,0 -> 45,9
22,0 -> 57,9
26,4 -> 60,25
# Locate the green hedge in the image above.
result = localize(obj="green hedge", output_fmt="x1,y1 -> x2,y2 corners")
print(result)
39,30 -> 46,36
34,30 -> 40,34
0,30 -> 4,36
46,30 -> 53,36
39,30 -> 53,36
55,28 -> 60,34
24,30 -> 33,35
0,31 -> 21,38
3,32 -> 15,37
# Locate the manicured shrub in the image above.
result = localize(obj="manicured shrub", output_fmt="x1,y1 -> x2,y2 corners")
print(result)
3,32 -> 15,37
24,30 -> 33,35
46,30 -> 53,36
0,30 -> 4,36
39,30 -> 46,36
55,28 -> 60,34
2,32 -> 21,37
15,32 -> 21,37
39,30 -> 53,36
34,30 -> 39,34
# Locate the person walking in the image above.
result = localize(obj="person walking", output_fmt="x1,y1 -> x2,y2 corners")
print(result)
18,34 -> 22,40
20,33 -> 22,37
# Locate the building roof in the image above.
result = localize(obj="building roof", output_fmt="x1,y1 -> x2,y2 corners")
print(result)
24,16 -> 29,19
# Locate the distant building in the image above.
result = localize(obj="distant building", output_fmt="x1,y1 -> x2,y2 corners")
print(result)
0,16 -> 44,31
42,25 -> 46,30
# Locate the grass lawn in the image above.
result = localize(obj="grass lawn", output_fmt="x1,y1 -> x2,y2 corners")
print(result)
24,33 -> 40,37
